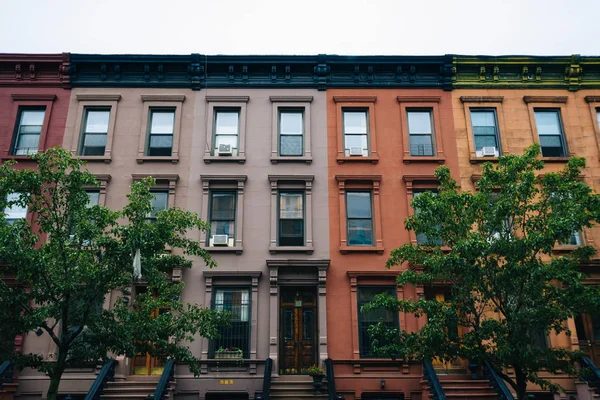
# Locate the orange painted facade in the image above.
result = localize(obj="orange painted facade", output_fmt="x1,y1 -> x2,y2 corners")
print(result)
326,88 -> 459,399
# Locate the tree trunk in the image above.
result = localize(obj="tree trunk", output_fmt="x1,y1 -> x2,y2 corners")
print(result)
514,365 -> 528,400
46,351 -> 67,400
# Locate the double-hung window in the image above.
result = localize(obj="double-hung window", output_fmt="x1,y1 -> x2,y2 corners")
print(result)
558,232 -> 581,246
470,109 -> 500,156
407,110 -> 434,156
211,287 -> 251,358
279,110 -> 304,156
80,108 -> 110,156
278,192 -> 304,246
147,109 -> 175,156
12,108 -> 45,155
146,191 -> 168,223
3,193 -> 27,224
412,190 -> 442,245
343,109 -> 369,157
209,192 -> 236,247
213,109 -> 240,156
346,192 -> 373,246
357,286 -> 398,358
534,109 -> 567,157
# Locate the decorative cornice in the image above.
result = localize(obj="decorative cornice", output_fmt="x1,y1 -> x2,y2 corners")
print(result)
523,96 -> 568,104
333,96 -> 377,103
11,94 -> 57,101
141,94 -> 186,102
347,271 -> 399,278
269,95 -> 313,103
268,175 -> 314,183
396,95 -> 441,103
585,96 -> 600,103
402,175 -> 438,183
266,259 -> 330,268
335,175 -> 382,182
205,95 -> 249,103
0,53 -> 71,88
132,173 -> 179,182
76,94 -> 121,102
459,96 -> 504,103
203,271 -> 262,278
200,175 -> 247,183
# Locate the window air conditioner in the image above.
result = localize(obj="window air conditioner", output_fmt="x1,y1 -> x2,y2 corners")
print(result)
349,146 -> 363,156
482,146 -> 497,157
212,234 -> 229,246
218,144 -> 233,155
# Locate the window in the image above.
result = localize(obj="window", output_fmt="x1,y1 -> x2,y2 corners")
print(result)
12,108 -> 45,155
211,288 -> 251,358
86,190 -> 100,207
357,286 -> 398,358
412,190 -> 441,245
147,109 -> 175,156
534,109 -> 567,157
213,109 -> 240,156
558,232 -> 581,246
208,192 -> 236,247
79,108 -> 110,156
3,193 -> 27,224
279,110 -> 304,156
343,109 -> 369,157
278,192 -> 304,246
470,109 -> 500,156
346,192 -> 373,246
146,191 -> 168,222
407,110 -> 434,156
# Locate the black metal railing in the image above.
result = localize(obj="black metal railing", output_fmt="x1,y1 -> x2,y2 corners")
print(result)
0,360 -> 14,389
325,358 -> 340,400
152,359 -> 175,400
580,356 -> 600,394
483,361 -> 514,400
256,358 -> 273,400
423,360 -> 446,400
84,358 -> 117,400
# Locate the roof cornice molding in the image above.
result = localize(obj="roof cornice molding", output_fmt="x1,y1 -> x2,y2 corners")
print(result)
0,53 -> 70,88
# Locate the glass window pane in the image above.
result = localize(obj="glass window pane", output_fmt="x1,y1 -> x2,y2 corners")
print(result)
472,126 -> 497,136
347,219 -> 373,245
85,110 -> 110,133
471,111 -> 496,128
150,192 -> 168,217
211,193 -> 236,220
597,111 -> 600,131
343,111 -> 368,134
409,134 -> 434,156
347,192 -> 372,218
149,135 -> 173,148
5,192 -> 27,220
540,135 -> 562,147
215,111 -> 239,135
474,135 -> 498,149
210,221 -> 235,236
280,193 -> 303,219
535,111 -> 561,135
280,112 -> 303,135
150,111 -> 175,134
407,111 -> 432,134
280,219 -> 303,236
20,125 -> 42,134
16,134 -> 40,149
21,110 -> 45,126
344,134 -> 368,150
280,135 -> 303,156
214,135 -> 238,149
87,191 -> 100,207
84,133 -> 107,147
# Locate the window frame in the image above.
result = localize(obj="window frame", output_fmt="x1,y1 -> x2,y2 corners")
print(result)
460,96 -> 506,162
336,175 -> 383,253
79,107 -> 111,157
146,190 -> 169,223
207,190 -> 237,247
204,96 -> 249,164
406,108 -> 436,157
3,192 -> 29,225
356,285 -> 400,358
209,286 -> 252,359
523,96 -> 570,161
200,175 -> 247,253
469,108 -> 502,156
398,96 -> 445,163
71,94 -> 121,162
342,108 -> 370,157
268,175 -> 314,254
11,107 -> 47,156
333,96 -> 378,164
345,191 -> 374,247
137,94 -> 185,163
131,174 -> 178,222
270,96 -> 313,163
584,96 -> 600,161
533,108 -> 568,158
403,175 -> 440,246
6,94 -> 56,160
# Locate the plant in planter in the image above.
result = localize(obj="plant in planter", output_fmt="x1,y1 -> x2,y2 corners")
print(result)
306,365 -> 325,394
306,365 -> 324,376
215,346 -> 243,359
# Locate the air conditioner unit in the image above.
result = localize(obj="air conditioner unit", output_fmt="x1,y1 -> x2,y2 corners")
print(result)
482,146 -> 497,157
349,146 -> 363,156
218,144 -> 233,155
212,234 -> 229,246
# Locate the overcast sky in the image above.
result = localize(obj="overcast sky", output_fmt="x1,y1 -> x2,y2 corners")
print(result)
1,0 -> 598,56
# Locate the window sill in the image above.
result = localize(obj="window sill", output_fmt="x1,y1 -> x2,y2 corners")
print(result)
552,245 -> 581,253
541,157 -> 570,163
137,156 -> 179,164
1,155 -> 38,162
340,245 -> 384,254
403,156 -> 445,164
470,157 -> 499,164
271,156 -> 312,164
337,156 -> 379,164
203,245 -> 243,255
78,156 -> 112,164
269,245 -> 314,254
204,155 -> 246,164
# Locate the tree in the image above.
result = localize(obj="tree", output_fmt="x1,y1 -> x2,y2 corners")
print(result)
0,148 -> 230,400
365,144 -> 600,400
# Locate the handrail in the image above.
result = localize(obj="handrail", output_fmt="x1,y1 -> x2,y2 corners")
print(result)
483,361 -> 515,400
580,356 -> 600,392
256,358 -> 273,400
153,359 -> 175,400
0,360 -> 14,389
423,361 -> 446,400
84,358 -> 117,400
325,358 -> 337,400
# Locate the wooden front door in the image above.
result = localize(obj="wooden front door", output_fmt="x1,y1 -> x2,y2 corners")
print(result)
279,287 -> 317,374
576,313 -> 600,366
131,307 -> 169,375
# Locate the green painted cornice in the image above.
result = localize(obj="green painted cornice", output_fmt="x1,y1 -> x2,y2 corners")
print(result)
453,54 -> 600,91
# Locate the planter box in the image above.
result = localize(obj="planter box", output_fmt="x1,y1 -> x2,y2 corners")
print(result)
215,351 -> 243,359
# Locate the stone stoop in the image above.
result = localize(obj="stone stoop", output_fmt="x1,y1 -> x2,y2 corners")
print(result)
421,374 -> 499,400
0,382 -> 18,400
270,375 -> 329,400
100,376 -> 166,400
